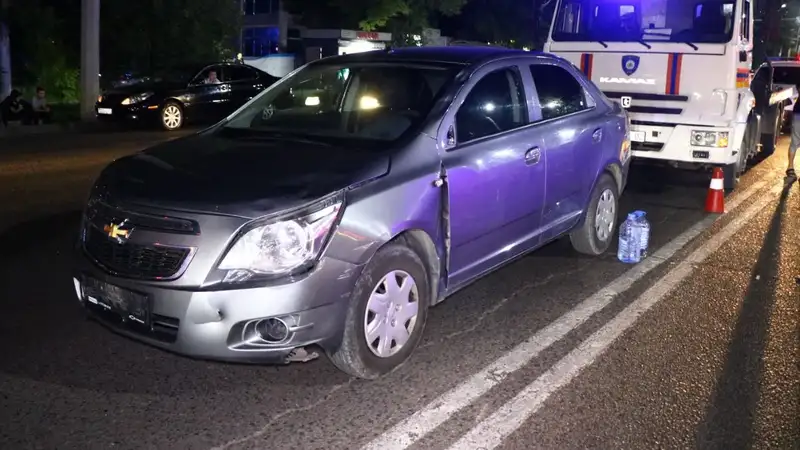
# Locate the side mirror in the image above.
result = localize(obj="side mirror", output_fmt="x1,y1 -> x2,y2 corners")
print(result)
739,50 -> 747,62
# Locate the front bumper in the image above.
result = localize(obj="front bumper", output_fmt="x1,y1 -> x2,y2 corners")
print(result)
95,102 -> 160,124
73,248 -> 362,363
629,124 -> 737,165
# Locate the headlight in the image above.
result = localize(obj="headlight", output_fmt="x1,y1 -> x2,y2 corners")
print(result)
217,194 -> 343,282
121,92 -> 154,105
690,130 -> 729,148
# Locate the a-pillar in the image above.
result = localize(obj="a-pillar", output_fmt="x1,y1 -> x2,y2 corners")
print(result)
80,0 -> 100,121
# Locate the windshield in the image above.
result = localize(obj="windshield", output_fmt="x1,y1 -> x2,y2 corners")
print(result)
221,62 -> 458,142
773,66 -> 800,85
551,0 -> 735,44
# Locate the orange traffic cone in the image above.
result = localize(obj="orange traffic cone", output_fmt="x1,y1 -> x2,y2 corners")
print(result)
705,167 -> 725,213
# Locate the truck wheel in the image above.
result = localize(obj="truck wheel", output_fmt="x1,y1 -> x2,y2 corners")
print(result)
760,105 -> 780,157
328,242 -> 430,379
725,115 -> 757,190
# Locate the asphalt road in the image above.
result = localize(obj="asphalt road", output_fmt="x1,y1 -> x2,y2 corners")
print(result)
0,130 -> 797,450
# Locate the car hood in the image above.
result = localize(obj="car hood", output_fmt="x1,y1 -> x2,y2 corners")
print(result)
97,131 -> 391,218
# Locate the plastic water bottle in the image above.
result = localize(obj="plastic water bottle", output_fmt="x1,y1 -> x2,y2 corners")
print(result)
617,212 -> 640,264
635,211 -> 650,259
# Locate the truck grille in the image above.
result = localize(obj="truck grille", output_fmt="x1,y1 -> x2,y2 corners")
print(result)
84,226 -> 191,279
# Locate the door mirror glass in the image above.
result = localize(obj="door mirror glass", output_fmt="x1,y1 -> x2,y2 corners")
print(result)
445,124 -> 456,149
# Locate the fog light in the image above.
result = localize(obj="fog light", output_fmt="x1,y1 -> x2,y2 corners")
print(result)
256,318 -> 289,343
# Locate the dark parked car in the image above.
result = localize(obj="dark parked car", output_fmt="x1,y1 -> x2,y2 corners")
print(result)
95,62 -> 280,130
74,46 -> 631,379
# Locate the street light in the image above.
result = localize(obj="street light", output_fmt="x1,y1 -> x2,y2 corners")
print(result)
782,3 -> 787,7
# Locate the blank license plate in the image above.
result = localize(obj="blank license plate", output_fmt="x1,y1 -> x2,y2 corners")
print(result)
630,131 -> 646,142
97,108 -> 113,115
83,278 -> 149,325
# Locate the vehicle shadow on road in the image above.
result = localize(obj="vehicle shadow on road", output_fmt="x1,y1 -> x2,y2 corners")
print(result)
0,211 -> 344,395
694,184 -> 791,449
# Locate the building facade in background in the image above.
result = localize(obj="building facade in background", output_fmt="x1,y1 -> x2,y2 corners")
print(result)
240,0 -> 289,57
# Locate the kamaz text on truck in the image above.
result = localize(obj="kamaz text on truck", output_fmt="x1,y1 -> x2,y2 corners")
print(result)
543,0 -> 783,190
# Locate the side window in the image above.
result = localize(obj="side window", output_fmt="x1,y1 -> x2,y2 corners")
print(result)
529,64 -> 589,121
454,67 -> 527,144
191,66 -> 224,85
229,65 -> 258,82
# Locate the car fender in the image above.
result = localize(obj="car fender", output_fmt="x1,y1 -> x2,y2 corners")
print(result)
324,137 -> 446,302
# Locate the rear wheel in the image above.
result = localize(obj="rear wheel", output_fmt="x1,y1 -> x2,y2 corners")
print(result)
760,104 -> 781,157
570,174 -> 618,256
328,242 -> 430,379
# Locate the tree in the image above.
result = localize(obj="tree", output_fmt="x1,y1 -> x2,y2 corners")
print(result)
100,0 -> 242,74
284,0 -> 472,38
1,0 -> 79,101
444,0 -> 554,49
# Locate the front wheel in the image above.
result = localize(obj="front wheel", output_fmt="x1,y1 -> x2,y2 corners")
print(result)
570,174 -> 619,256
328,242 -> 431,379
160,102 -> 184,131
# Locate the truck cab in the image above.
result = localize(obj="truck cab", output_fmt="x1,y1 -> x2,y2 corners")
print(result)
544,0 -> 767,189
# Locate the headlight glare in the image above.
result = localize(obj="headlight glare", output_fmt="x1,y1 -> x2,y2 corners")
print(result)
121,92 -> 154,105
218,199 -> 342,281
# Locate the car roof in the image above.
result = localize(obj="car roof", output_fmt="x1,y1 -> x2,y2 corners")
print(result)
317,46 -> 545,66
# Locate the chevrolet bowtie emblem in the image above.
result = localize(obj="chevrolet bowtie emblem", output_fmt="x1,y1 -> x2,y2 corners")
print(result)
103,220 -> 133,243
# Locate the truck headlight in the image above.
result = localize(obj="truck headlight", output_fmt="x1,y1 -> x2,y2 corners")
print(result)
121,92 -> 154,105
690,130 -> 729,148
217,194 -> 343,282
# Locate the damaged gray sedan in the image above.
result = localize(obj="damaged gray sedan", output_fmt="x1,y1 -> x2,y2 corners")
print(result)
73,46 -> 631,379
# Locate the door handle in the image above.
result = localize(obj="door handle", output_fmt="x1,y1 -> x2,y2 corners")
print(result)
524,147 -> 541,166
592,128 -> 603,143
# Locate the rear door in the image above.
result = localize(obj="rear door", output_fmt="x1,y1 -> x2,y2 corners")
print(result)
528,61 -> 606,241
226,64 -> 264,113
439,61 -> 547,288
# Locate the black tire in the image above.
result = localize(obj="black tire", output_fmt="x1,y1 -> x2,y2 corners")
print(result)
160,101 -> 184,131
328,242 -> 431,379
724,115 -> 756,191
760,105 -> 780,157
570,173 -> 619,256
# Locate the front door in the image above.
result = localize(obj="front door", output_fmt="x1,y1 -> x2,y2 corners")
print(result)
440,62 -> 547,289
186,65 -> 231,122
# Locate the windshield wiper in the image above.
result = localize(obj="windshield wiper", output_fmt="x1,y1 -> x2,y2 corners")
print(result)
594,40 -> 609,48
632,39 -> 652,49
682,41 -> 699,51
221,128 -> 333,147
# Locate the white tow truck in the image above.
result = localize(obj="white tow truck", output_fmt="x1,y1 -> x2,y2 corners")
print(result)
543,0 -> 785,190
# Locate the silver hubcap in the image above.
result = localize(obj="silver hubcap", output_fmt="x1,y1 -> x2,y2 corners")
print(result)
595,188 -> 616,242
364,270 -> 419,358
163,105 -> 181,129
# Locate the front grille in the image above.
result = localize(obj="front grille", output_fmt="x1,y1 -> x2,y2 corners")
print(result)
632,142 -> 664,152
86,200 -> 199,235
84,226 -> 191,279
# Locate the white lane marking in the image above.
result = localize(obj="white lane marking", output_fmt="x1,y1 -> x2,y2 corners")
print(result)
362,180 -> 768,450
447,182 -> 783,450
